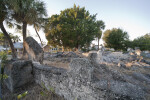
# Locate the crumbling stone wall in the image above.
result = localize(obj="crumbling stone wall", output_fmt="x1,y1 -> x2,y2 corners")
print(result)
4,53 -> 149,99
4,60 -> 33,92
33,59 -> 107,100
32,57 -> 148,100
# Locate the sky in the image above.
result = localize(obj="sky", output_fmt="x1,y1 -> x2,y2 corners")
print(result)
3,0 -> 150,44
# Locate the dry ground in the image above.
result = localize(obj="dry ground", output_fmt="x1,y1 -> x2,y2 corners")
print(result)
2,82 -> 64,100
43,60 -> 69,69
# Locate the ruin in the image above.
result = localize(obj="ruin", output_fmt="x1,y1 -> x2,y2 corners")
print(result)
3,37 -> 150,100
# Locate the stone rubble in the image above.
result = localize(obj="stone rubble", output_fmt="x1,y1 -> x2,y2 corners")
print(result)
32,50 -> 150,100
3,42 -> 150,100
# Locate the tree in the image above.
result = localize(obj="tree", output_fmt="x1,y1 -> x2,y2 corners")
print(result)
132,33 -> 150,51
103,28 -> 129,51
33,18 -> 48,47
95,20 -> 105,50
8,0 -> 47,55
45,4 -> 100,50
0,0 -> 17,58
9,0 -> 47,40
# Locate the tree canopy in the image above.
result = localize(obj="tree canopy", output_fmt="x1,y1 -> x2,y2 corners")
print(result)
45,4 -> 102,50
132,33 -> 150,51
103,28 -> 129,50
8,0 -> 47,40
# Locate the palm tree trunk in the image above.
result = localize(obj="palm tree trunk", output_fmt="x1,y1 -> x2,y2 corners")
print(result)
98,38 -> 100,50
22,21 -> 27,57
34,26 -> 44,64
0,60 -> 2,100
0,22 -> 17,59
23,21 -> 27,40
34,26 -> 43,47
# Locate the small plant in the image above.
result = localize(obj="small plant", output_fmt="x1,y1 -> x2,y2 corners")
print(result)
0,51 -> 8,81
0,51 -> 8,100
40,82 -> 55,97
48,86 -> 55,93
0,74 -> 8,80
74,97 -> 78,100
0,51 -> 8,67
17,91 -> 28,99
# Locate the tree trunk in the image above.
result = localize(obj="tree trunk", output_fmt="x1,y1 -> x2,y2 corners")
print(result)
34,26 -> 44,64
23,21 -> 27,41
0,62 -> 2,100
75,42 -> 79,51
0,22 -> 17,59
34,26 -> 43,47
98,38 -> 100,50
22,21 -> 27,58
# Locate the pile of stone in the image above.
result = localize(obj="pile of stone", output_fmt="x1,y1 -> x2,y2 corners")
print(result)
97,51 -> 130,64
63,52 -> 81,58
88,52 -> 150,100
3,37 -> 150,100
4,53 -> 150,100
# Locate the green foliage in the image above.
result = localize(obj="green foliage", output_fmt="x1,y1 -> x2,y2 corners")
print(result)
0,74 -> 8,80
8,0 -> 47,24
0,51 -> 8,81
17,91 -> 28,99
45,4 -> 101,50
0,51 -> 8,68
103,28 -> 129,51
0,32 -> 21,46
7,0 -> 47,40
0,32 -> 7,46
48,86 -> 55,93
132,33 -> 150,51
0,0 -> 8,23
95,20 -> 105,39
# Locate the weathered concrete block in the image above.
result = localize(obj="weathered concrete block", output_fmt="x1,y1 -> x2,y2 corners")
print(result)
4,60 -> 33,92
24,37 -> 43,63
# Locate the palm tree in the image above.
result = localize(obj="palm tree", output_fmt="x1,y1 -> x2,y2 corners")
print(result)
34,24 -> 43,47
96,20 -> 105,50
33,2 -> 47,47
97,30 -> 102,50
8,0 -> 47,55
33,18 -> 48,47
9,0 -> 47,40
0,0 -> 17,59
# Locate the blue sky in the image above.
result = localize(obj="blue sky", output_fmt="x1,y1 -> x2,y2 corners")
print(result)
3,0 -> 150,44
